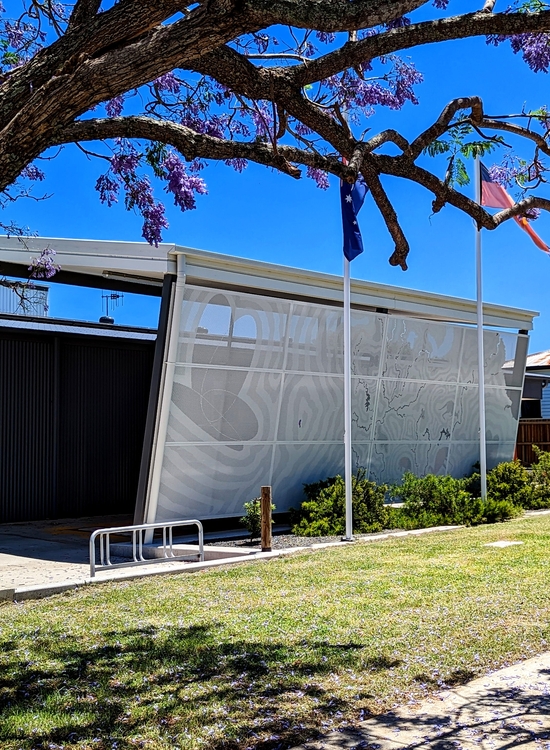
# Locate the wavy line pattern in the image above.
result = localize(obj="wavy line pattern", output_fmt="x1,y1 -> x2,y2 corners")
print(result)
154,286 -> 526,521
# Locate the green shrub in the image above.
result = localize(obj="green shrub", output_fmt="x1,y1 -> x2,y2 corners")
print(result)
526,446 -> 550,509
480,497 -> 522,523
385,506 -> 452,531
291,469 -> 389,537
391,472 -> 484,526
289,454 -> 537,539
240,497 -> 275,539
486,460 -> 533,508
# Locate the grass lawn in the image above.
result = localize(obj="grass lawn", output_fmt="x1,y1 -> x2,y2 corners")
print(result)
1,515 -> 549,750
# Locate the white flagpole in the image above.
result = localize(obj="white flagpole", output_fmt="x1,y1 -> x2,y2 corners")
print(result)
342,33 -> 355,543
475,155 -> 488,500
343,254 -> 353,541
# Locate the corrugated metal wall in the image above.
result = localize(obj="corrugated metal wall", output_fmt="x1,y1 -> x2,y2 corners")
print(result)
0,337 -> 56,521
0,328 -> 154,523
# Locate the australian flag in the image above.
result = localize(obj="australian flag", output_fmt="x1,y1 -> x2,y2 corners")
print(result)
341,174 -> 368,262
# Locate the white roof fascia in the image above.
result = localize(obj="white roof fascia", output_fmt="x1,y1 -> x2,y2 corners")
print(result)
0,236 -> 537,331
0,236 -> 176,279
174,245 -> 538,332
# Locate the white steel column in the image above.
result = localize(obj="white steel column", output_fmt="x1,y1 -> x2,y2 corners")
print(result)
144,252 -> 186,529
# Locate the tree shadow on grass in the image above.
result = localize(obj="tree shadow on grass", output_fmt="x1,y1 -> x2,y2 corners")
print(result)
0,621 -> 399,750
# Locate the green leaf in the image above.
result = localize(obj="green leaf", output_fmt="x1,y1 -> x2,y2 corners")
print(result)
424,139 -> 451,157
519,0 -> 546,13
454,157 -> 470,187
459,137 -> 504,159
145,142 -> 168,177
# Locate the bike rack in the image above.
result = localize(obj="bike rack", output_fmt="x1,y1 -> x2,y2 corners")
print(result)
89,520 -> 204,578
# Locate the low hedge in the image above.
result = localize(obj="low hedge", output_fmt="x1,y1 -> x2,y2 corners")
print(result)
289,449 -> 550,537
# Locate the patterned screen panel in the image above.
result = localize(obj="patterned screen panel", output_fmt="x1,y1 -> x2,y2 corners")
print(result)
154,285 -> 527,521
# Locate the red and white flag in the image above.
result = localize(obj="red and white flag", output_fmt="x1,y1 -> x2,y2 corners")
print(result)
480,162 -> 549,254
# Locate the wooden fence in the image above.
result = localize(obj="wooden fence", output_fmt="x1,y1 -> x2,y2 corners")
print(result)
516,419 -> 550,466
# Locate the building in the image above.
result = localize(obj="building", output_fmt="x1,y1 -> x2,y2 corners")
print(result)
522,351 -> 550,419
0,236 -> 538,523
515,351 -> 550,465
0,280 -> 49,316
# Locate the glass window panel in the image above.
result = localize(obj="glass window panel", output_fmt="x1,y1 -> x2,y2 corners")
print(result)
447,442 -> 480,479
487,442 -> 517,469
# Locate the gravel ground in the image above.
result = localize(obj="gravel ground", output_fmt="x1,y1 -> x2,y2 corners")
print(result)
210,531 -> 388,550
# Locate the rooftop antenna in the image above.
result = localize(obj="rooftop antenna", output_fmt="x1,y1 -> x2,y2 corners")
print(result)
99,291 -> 123,324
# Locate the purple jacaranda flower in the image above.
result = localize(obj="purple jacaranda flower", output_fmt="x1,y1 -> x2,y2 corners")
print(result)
316,31 -> 336,44
154,72 -> 181,94
307,167 -> 330,190
188,158 -> 205,173
95,174 -> 120,207
111,149 -> 140,176
180,115 -> 225,139
229,120 -> 251,137
488,164 -> 521,189
487,32 -> 550,73
106,96 -> 124,118
393,58 -> 423,105
28,248 -> 60,279
142,202 -> 168,246
359,28 -> 379,40
524,207 -> 541,220
386,16 -> 411,29
251,102 -> 273,137
5,22 -> 25,49
20,164 -> 45,181
516,33 -> 550,73
295,122 -> 314,136
162,151 -> 207,211
126,175 -> 155,211
224,158 -> 248,172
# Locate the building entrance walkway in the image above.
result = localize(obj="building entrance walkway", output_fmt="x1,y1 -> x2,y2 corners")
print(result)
0,515 -> 133,590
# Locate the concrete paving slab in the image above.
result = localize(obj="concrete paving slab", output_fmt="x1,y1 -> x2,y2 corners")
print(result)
289,653 -> 550,750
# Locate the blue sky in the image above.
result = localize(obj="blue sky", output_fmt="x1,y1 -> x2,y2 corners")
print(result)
2,1 -> 550,348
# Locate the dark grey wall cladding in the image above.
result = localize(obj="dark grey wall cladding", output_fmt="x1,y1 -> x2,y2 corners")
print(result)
0,337 -> 56,521
0,328 -> 154,523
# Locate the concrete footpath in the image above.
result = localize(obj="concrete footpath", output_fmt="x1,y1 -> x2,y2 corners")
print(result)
290,652 -> 550,750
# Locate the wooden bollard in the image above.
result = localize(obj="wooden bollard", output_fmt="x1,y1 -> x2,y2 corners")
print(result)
261,485 -> 272,552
